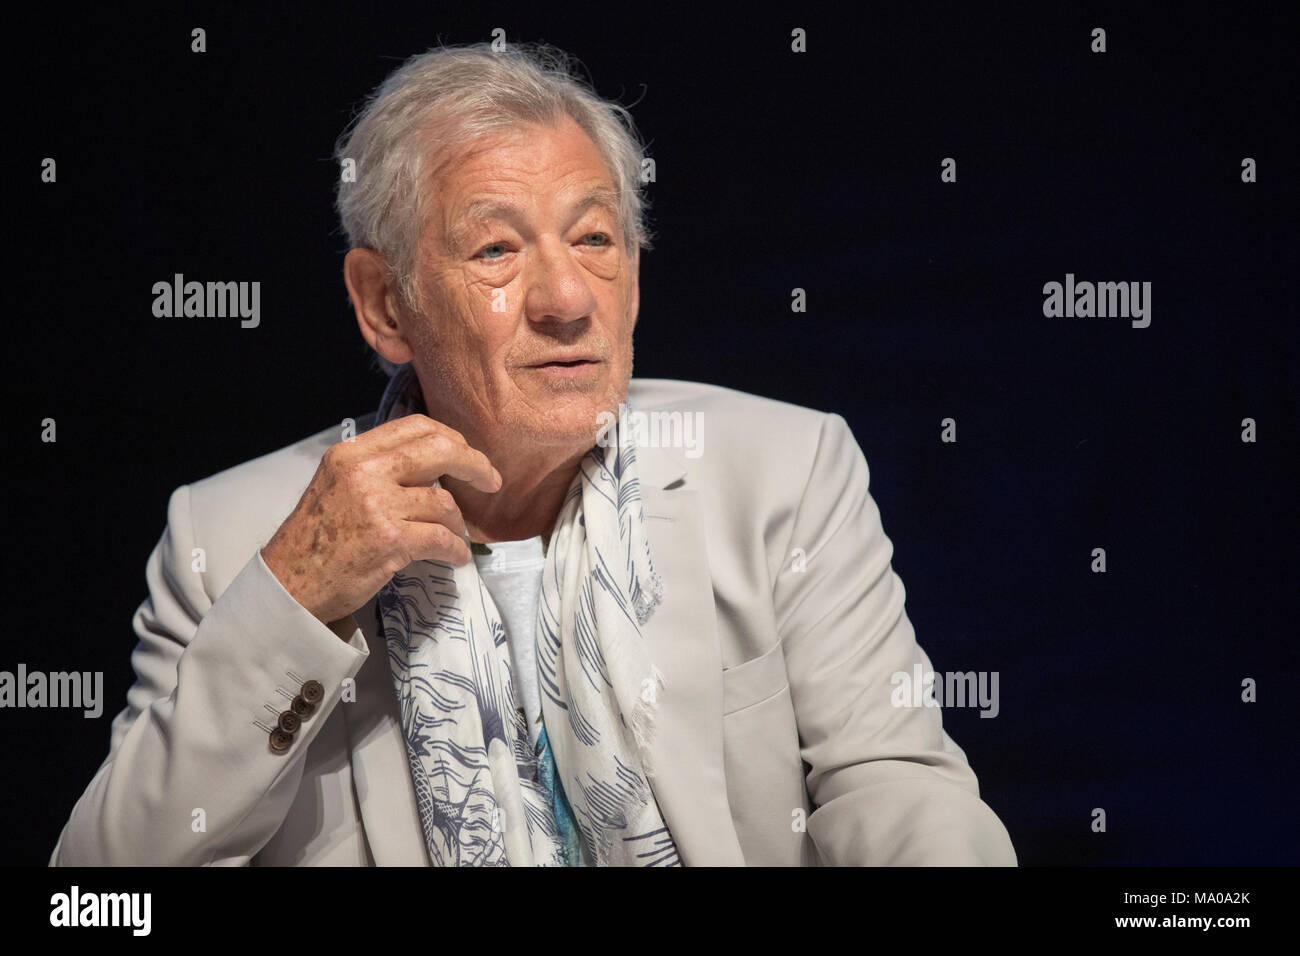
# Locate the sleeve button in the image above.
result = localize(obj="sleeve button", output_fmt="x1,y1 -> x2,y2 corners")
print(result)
301,680 -> 325,705
290,695 -> 316,718
269,729 -> 294,753
277,711 -> 301,734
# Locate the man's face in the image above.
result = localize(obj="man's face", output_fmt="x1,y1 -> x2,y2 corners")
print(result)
404,115 -> 639,453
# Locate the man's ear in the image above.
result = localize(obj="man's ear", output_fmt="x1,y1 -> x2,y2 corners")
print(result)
343,248 -> 416,365
629,247 -> 641,329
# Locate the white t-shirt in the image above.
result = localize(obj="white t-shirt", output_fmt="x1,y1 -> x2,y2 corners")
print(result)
472,536 -> 547,748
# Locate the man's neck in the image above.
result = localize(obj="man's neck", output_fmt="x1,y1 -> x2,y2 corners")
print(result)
442,443 -> 587,544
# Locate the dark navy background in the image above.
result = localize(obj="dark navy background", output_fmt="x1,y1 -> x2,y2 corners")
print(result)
7,2 -> 1297,865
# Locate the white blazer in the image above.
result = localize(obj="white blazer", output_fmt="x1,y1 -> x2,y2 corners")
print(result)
50,378 -> 1017,866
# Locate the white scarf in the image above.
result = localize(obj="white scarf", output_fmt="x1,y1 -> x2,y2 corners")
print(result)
374,365 -> 681,866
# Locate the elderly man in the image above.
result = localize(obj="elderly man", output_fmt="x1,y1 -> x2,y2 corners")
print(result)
51,42 -> 1016,867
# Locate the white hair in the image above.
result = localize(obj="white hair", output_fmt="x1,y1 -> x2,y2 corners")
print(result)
333,41 -> 653,377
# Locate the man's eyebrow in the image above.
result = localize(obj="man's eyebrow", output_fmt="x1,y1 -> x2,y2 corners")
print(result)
443,185 -> 622,255
444,199 -> 517,255
567,185 -> 622,225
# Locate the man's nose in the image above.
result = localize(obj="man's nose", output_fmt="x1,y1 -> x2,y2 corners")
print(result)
521,235 -> 598,323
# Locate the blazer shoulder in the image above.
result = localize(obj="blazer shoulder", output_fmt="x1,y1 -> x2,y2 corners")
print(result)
626,379 -> 862,522
628,377 -> 846,466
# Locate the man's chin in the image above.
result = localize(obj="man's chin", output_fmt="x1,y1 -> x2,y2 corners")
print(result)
502,373 -> 629,450
503,401 -> 621,451
506,424 -> 604,454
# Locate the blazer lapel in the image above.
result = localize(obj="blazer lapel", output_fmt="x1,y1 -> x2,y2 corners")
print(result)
637,444 -> 747,866
340,594 -> 431,866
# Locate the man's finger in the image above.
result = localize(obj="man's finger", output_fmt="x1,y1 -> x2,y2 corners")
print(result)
401,519 -> 472,567
379,432 -> 502,492
398,485 -> 468,535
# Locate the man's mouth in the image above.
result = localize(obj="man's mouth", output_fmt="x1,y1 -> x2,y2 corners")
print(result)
523,355 -> 603,379
528,356 -> 601,368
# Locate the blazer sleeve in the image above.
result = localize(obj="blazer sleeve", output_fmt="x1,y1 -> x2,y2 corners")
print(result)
773,413 -> 1017,866
49,484 -> 370,866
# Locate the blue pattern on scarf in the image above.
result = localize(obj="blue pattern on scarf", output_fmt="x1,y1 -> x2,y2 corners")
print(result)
536,723 -> 585,866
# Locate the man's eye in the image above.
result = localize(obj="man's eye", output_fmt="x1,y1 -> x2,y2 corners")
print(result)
476,243 -> 508,260
581,232 -> 611,247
